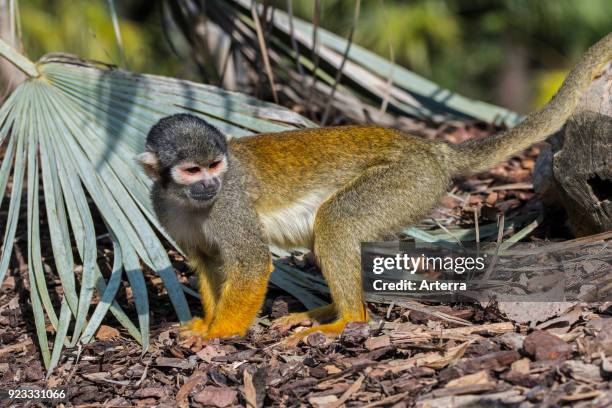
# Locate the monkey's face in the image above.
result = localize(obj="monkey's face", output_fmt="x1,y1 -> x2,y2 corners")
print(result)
137,114 -> 229,209
168,155 -> 227,206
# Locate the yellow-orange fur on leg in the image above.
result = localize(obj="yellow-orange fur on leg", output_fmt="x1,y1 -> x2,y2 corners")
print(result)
282,315 -> 367,347
280,303 -> 368,347
179,255 -> 220,339
271,303 -> 337,332
180,317 -> 209,340
203,262 -> 273,340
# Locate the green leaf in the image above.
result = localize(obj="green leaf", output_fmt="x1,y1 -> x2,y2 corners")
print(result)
27,85 -> 60,331
0,87 -> 27,285
0,49 -> 321,370
0,38 -> 39,78
80,237 -> 123,344
205,0 -> 522,126
22,85 -> 51,368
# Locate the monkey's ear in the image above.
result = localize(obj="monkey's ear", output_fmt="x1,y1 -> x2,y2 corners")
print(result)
136,151 -> 161,180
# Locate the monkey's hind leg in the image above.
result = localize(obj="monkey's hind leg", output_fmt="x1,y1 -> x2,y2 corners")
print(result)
284,162 -> 449,346
271,303 -> 337,332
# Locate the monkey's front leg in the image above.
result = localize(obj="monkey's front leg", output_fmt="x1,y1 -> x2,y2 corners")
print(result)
180,254 -> 221,339
203,258 -> 273,339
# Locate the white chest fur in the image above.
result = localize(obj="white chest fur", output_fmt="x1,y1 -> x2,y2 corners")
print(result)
258,191 -> 332,250
161,209 -> 214,252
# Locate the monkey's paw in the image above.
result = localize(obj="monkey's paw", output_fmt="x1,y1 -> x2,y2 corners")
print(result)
270,312 -> 314,333
179,317 -> 210,340
180,318 -> 248,343
280,320 -> 348,348
271,304 -> 337,333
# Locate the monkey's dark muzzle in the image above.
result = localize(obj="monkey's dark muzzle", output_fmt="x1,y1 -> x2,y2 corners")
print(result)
188,180 -> 219,201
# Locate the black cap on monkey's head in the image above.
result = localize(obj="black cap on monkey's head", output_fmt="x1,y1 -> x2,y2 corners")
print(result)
144,113 -> 228,170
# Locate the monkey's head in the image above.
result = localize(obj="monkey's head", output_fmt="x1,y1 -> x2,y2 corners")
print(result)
137,114 -> 228,208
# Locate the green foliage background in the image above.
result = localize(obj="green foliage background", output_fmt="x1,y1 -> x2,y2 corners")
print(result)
289,0 -> 611,110
18,0 -> 612,111
20,0 -> 191,78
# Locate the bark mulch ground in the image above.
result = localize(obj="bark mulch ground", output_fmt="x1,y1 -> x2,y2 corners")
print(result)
1,121 -> 611,407
2,274 -> 612,407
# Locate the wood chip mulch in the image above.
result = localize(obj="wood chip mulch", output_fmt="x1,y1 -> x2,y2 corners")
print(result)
1,120 -> 611,407
2,274 -> 612,407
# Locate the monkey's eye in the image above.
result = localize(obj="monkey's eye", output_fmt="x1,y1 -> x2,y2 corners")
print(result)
208,160 -> 221,170
184,166 -> 201,174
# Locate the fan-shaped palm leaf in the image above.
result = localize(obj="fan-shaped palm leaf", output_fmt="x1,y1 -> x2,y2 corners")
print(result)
0,40 -> 323,372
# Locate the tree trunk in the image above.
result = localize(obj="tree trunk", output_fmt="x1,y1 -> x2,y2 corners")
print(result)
533,62 -> 612,236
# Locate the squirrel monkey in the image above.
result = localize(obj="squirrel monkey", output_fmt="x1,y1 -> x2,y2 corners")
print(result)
137,33 -> 612,344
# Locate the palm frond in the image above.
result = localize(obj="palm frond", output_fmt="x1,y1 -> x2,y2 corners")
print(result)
0,40 -> 320,371
0,2 -> 530,369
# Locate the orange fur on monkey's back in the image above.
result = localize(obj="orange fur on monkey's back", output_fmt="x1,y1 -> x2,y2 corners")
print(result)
230,126 -> 439,210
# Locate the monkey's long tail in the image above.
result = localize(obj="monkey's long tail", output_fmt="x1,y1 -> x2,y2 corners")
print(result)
452,32 -> 612,176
